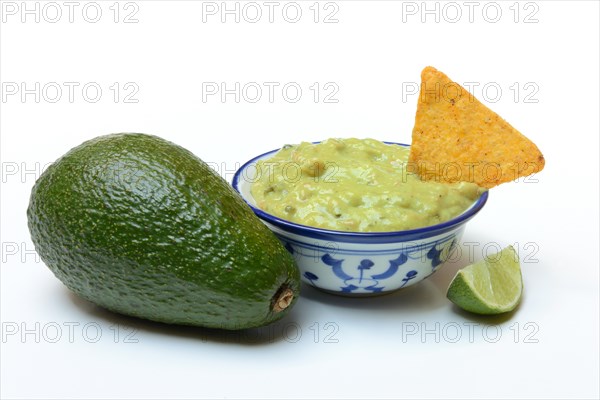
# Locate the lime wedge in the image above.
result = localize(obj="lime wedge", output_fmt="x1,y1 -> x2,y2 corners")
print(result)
447,246 -> 523,314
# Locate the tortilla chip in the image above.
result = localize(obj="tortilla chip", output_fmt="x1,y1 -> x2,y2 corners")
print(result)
409,66 -> 545,188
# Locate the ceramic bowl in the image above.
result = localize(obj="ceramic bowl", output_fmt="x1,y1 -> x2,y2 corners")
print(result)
231,144 -> 488,296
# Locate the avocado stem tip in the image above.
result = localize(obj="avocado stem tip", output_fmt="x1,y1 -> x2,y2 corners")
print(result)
273,287 -> 294,313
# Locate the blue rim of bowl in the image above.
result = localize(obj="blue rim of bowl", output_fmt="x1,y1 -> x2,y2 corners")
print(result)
231,142 -> 489,244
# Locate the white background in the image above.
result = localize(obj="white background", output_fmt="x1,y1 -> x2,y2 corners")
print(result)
1,1 -> 599,399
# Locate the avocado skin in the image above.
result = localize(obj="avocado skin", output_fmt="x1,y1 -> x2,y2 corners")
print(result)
27,133 -> 300,329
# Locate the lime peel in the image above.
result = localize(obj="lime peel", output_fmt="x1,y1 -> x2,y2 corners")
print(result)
447,245 -> 523,315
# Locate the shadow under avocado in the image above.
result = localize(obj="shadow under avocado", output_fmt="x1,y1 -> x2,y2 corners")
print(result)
66,289 -> 301,346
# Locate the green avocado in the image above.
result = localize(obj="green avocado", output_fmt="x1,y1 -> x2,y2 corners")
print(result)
27,133 -> 300,330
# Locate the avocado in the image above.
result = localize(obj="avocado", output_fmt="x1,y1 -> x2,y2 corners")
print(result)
27,133 -> 300,330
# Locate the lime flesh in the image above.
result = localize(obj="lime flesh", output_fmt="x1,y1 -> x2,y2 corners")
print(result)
447,246 -> 523,315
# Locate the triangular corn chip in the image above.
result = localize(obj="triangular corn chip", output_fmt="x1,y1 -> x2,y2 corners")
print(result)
409,66 -> 545,188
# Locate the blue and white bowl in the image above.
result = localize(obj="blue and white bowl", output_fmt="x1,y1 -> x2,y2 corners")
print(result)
232,144 -> 488,296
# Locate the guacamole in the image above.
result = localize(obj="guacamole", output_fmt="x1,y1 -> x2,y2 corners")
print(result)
250,138 -> 486,232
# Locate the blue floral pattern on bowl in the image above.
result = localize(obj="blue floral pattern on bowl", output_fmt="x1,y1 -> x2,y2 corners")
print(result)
279,232 -> 460,294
